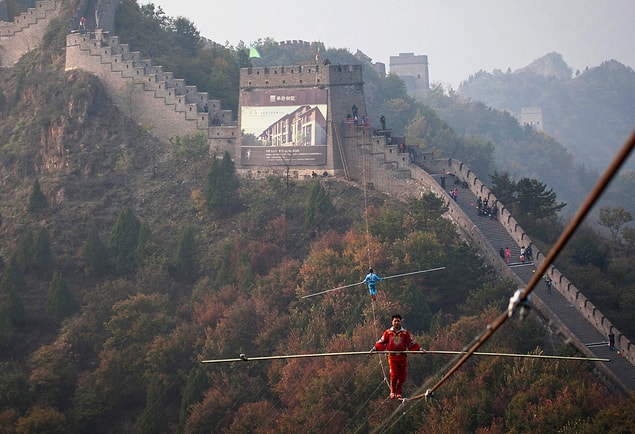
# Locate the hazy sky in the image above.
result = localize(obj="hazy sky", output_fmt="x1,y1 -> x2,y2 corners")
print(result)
141,0 -> 634,89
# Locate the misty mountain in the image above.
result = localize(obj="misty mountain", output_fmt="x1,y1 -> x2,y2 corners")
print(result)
457,53 -> 635,172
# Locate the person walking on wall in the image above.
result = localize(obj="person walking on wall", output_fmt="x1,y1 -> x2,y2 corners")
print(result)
545,276 -> 553,293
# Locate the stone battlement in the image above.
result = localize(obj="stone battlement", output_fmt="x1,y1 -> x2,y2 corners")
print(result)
0,0 -> 62,67
241,64 -> 363,89
0,0 -> 58,36
66,29 -> 238,151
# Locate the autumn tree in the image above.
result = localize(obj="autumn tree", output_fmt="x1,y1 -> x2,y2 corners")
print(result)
45,272 -> 80,326
28,178 -> 48,214
29,343 -> 79,409
14,405 -> 67,434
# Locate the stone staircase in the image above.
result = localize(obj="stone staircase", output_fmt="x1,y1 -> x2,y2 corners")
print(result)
0,0 -> 59,36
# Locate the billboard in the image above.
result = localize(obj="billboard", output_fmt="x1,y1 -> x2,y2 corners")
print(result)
240,88 -> 328,166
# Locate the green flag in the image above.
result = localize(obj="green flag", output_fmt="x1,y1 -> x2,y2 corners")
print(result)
249,46 -> 261,59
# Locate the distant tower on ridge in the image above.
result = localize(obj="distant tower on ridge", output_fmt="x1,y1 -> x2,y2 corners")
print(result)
389,52 -> 430,100
520,107 -> 543,132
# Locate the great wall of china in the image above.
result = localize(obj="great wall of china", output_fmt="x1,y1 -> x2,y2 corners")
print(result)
1,0 -> 633,391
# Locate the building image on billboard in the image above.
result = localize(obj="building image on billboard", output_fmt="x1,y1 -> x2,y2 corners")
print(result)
240,88 -> 328,166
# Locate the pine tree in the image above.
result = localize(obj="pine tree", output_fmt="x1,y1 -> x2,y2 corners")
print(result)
0,304 -> 17,348
178,367 -> 210,434
173,224 -> 196,281
32,227 -> 53,279
1,256 -> 27,296
82,224 -> 108,276
28,178 -> 48,213
109,207 -> 141,273
0,258 -> 26,329
15,230 -> 35,272
204,151 -> 239,215
304,181 -> 332,228
135,222 -> 151,264
45,272 -> 80,326
138,374 -> 168,434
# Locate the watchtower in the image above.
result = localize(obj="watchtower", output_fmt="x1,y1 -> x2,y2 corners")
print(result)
237,63 -> 369,178
389,52 -> 430,100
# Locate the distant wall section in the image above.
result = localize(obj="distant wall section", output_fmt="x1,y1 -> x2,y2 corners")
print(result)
0,0 -> 62,67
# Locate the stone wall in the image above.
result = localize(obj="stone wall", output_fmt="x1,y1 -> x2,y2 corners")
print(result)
65,31 -> 238,152
0,0 -> 62,67
421,155 -> 635,368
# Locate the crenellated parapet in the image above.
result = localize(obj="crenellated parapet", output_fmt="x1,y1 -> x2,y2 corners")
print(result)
0,0 -> 63,67
65,30 -> 238,152
241,64 -> 364,89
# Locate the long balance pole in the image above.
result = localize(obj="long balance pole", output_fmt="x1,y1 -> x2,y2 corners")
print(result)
301,267 -> 446,299
201,350 -> 610,364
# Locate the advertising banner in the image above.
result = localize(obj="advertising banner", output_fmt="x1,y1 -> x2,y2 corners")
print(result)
240,88 -> 328,166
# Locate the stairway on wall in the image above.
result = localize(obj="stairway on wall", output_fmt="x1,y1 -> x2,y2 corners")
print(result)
0,0 -> 62,67
0,0 -> 60,36
341,125 -> 413,186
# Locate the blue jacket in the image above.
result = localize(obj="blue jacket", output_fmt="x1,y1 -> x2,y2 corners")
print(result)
362,272 -> 382,294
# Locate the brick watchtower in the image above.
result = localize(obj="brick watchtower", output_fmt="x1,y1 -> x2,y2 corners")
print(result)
237,63 -> 368,177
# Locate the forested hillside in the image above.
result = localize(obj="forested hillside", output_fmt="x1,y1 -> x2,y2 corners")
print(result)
458,52 -> 635,172
1,1 -> 634,432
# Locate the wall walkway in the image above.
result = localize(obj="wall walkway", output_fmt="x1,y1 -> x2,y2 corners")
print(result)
414,156 -> 635,395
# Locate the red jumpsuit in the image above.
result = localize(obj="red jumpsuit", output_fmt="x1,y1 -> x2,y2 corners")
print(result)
374,327 -> 420,397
